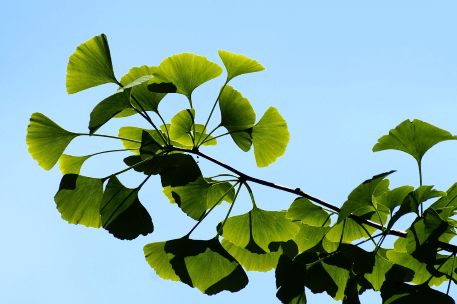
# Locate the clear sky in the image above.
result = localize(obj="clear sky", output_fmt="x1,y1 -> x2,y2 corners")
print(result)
2,1 -> 457,303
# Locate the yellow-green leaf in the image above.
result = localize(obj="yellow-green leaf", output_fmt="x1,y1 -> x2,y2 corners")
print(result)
218,50 -> 264,82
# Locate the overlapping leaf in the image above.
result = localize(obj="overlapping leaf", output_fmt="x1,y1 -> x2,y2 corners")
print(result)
164,177 -> 234,220
144,237 -> 248,295
117,65 -> 166,116
118,126 -> 189,152
66,34 -> 117,94
100,176 -> 153,240
373,119 -> 455,164
251,107 -> 290,167
148,53 -> 222,99
219,207 -> 299,271
381,281 -> 455,304
27,113 -> 80,170
59,154 -> 91,174
54,174 -> 103,228
287,198 -> 331,227
218,50 -> 264,82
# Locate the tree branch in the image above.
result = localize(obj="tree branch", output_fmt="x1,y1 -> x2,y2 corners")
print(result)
170,147 -> 457,253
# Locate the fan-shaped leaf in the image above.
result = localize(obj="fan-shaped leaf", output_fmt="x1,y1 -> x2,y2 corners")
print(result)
287,198 -> 331,227
374,186 -> 414,215
164,177 -> 234,220
89,88 -> 132,134
169,109 -> 195,142
293,224 -> 331,253
100,176 -> 153,240
381,281 -> 455,304
27,113 -> 80,170
338,171 -> 393,223
148,53 -> 223,99
219,85 -> 256,131
251,107 -> 289,167
218,50 -> 264,82
373,119 -> 455,164
58,154 -> 91,174
118,126 -> 189,153
430,182 -> 457,210
66,34 -> 117,94
117,66 -> 166,115
144,238 -> 248,295
54,174 -> 103,228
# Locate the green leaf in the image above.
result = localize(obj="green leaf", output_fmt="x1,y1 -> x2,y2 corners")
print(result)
219,85 -> 256,132
148,53 -> 223,99
218,50 -> 265,82
118,127 -> 190,153
286,198 -> 331,227
386,250 -> 450,286
118,66 -> 166,115
139,131 -> 162,156
338,171 -> 394,223
230,128 -> 253,152
27,113 -> 79,170
144,237 -> 248,295
66,34 -> 117,94
381,281 -> 455,304
164,177 -> 234,220
100,176 -> 153,240
169,109 -> 195,142
221,207 -> 300,252
58,154 -> 91,174
373,119 -> 455,164
251,107 -> 290,167
293,224 -> 331,252
364,248 -> 414,291
430,182 -> 457,210
54,174 -> 103,228
89,88 -> 132,134
374,185 -> 414,215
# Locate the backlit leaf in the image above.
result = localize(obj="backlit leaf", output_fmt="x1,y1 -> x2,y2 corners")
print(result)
54,174 -> 103,228
58,154 -> 91,174
219,85 -> 256,132
66,34 -> 117,94
293,224 -> 331,252
117,66 -> 166,115
148,53 -> 222,99
144,237 -> 248,295
374,185 -> 414,215
373,119 -> 455,164
218,50 -> 264,82
27,113 -> 79,170
252,107 -> 290,167
286,198 -> 331,227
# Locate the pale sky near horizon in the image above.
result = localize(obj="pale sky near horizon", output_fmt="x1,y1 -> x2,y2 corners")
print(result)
2,1 -> 457,303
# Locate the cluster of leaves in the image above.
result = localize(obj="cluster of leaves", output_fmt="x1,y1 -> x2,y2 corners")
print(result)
26,34 -> 457,303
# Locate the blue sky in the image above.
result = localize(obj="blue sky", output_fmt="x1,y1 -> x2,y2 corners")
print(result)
2,1 -> 457,303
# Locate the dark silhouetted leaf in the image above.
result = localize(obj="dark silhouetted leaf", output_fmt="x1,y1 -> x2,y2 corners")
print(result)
381,281 -> 455,304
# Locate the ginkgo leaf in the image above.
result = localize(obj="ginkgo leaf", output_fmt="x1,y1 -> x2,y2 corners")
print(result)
89,88 -> 132,134
229,128 -> 253,152
144,237 -> 248,295
338,171 -> 393,223
286,197 -> 331,227
100,176 -> 153,240
27,113 -> 80,170
54,174 -> 103,228
430,182 -> 457,210
118,127 -> 190,153
66,34 -> 117,94
59,154 -> 91,174
251,107 -> 290,167
220,207 -> 300,253
292,224 -> 331,253
374,186 -> 415,215
164,177 -> 234,220
148,53 -> 223,99
139,131 -> 163,156
373,119 -> 455,164
381,281 -> 455,304
169,109 -> 195,142
219,85 -> 256,131
275,255 -> 307,304
116,66 -> 166,116
218,50 -> 265,82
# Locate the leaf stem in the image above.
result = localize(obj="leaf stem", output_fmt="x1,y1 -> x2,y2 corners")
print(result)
418,160 -> 424,216
168,146 -> 457,254
216,183 -> 243,237
197,81 -> 229,145
81,133 -> 141,143
88,148 -> 139,157
244,182 -> 257,208
156,111 -> 170,144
